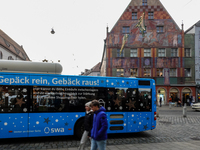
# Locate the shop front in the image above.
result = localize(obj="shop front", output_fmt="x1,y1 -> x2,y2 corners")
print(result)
156,85 -> 196,106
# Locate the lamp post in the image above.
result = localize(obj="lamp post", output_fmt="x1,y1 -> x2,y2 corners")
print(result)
51,28 -> 55,34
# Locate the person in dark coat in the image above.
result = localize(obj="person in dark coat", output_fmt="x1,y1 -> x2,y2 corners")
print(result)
175,96 -> 178,107
159,97 -> 162,107
90,100 -> 108,150
78,101 -> 93,150
177,98 -> 182,107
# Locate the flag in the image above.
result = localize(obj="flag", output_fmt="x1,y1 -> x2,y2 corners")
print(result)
135,12 -> 146,35
120,34 -> 129,54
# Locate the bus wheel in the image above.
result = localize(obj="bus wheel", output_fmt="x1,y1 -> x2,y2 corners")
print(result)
75,119 -> 84,139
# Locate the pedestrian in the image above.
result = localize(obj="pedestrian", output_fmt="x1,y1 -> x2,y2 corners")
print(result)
189,96 -> 192,106
90,100 -> 108,150
159,97 -> 162,107
186,97 -> 189,106
182,96 -> 185,106
177,98 -> 182,107
78,101 -> 93,150
175,96 -> 178,107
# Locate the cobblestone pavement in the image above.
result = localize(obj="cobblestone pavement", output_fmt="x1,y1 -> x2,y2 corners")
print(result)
0,106 -> 200,150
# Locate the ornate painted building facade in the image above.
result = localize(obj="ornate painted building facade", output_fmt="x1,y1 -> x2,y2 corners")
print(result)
100,0 -> 196,105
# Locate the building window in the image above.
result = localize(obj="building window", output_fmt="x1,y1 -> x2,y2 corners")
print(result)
144,49 -> 151,57
117,49 -> 124,57
158,48 -> 166,57
185,48 -> 191,57
171,48 -> 178,57
170,68 -> 177,77
156,26 -> 164,33
130,68 -> 138,77
130,49 -> 137,57
8,56 -> 13,60
157,69 -> 164,77
0,86 -> 28,113
117,69 -> 124,77
144,69 -> 151,77
15,47 -> 20,54
0,51 -> 2,59
148,12 -> 154,19
199,31 -> 200,39
142,0 -> 147,6
5,40 -> 10,47
132,12 -> 137,20
122,26 -> 130,34
184,68 -> 191,77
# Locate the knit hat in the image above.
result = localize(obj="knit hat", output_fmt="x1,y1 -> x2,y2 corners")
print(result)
85,101 -> 91,108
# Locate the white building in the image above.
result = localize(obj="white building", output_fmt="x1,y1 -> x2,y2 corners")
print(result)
0,29 -> 29,61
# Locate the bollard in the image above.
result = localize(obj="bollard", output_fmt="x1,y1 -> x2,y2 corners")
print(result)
169,102 -> 171,109
157,107 -> 159,117
183,103 -> 187,117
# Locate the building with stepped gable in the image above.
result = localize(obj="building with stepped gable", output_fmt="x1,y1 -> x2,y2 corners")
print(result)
100,0 -> 196,105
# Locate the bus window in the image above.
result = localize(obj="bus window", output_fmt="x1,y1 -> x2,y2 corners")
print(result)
32,86 -> 106,112
138,88 -> 152,111
106,88 -> 138,112
0,86 -> 28,113
32,87 -> 68,112
106,88 -> 116,111
115,88 -> 127,111
125,88 -> 138,111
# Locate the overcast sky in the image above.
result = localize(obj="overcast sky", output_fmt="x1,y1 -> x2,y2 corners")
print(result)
0,0 -> 199,75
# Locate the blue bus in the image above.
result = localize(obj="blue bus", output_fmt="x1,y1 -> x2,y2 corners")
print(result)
0,62 -> 156,139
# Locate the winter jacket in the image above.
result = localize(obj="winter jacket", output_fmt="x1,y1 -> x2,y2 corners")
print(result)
91,106 -> 108,141
84,111 -> 93,136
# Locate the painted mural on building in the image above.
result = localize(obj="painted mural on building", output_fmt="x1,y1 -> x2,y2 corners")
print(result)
164,68 -> 170,85
142,58 -> 152,68
107,2 -> 182,48
112,58 -> 138,68
156,58 -> 179,68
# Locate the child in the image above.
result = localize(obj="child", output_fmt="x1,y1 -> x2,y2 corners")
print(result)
78,101 -> 93,150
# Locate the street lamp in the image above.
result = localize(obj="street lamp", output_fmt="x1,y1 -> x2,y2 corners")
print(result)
51,28 -> 55,34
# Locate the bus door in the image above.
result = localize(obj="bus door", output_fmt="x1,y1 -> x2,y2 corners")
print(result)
130,82 -> 153,132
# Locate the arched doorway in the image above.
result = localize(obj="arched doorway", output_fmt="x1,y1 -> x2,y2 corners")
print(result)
157,88 -> 166,105
182,88 -> 192,106
170,88 -> 179,103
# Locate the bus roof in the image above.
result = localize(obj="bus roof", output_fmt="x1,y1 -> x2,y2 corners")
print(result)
0,60 -> 62,74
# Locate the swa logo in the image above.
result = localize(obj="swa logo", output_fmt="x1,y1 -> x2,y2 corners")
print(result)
44,127 -> 64,134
